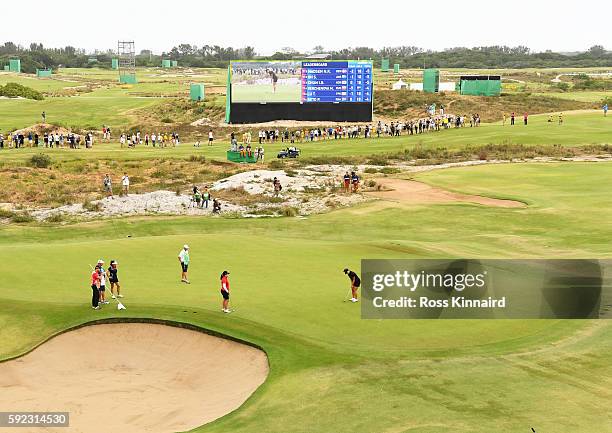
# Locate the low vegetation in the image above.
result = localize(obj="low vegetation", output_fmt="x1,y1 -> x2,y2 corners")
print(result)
28,154 -> 52,168
571,74 -> 612,91
374,90 -> 596,122
0,82 -> 44,100
0,157 -> 242,207
388,143 -> 612,165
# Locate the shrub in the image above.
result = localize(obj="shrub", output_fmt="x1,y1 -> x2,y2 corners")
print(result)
188,155 -> 206,163
151,169 -> 168,178
46,213 -> 65,223
83,200 -> 102,212
367,156 -> 389,165
268,160 -> 285,169
379,167 -> 400,174
247,208 -> 276,216
161,117 -> 173,123
0,82 -> 44,100
29,154 -> 52,168
281,206 -> 298,217
11,212 -> 34,223
0,209 -> 15,219
555,82 -> 570,92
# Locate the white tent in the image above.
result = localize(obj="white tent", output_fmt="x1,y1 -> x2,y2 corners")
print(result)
439,82 -> 456,92
408,82 -> 456,92
391,79 -> 408,90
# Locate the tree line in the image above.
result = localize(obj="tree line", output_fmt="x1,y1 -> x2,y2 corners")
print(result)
1,41 -> 610,73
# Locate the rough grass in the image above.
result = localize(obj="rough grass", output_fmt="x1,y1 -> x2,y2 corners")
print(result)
0,158 -> 242,207
374,89 -> 596,122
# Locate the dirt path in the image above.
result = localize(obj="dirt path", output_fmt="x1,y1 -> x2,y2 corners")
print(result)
368,178 -> 526,208
0,323 -> 268,433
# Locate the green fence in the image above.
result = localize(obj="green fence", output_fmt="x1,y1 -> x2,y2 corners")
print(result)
162,59 -> 172,68
459,76 -> 501,96
9,59 -> 20,73
381,58 -> 389,72
393,64 -> 400,74
111,59 -> 119,69
423,69 -> 439,93
36,69 -> 53,77
190,83 -> 205,101
171,60 -> 178,67
227,150 -> 257,163
119,74 -> 138,84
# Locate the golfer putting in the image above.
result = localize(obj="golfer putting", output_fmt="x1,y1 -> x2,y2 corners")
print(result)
343,268 -> 361,303
220,270 -> 231,313
178,244 -> 190,284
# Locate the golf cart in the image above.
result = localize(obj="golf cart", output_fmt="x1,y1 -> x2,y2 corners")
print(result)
277,147 -> 300,159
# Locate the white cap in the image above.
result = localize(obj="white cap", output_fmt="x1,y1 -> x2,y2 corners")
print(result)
184,244 -> 189,249
97,259 -> 105,264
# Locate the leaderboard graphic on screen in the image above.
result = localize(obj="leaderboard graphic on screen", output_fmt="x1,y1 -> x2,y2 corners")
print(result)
230,60 -> 373,104
228,60 -> 373,123
301,61 -> 372,103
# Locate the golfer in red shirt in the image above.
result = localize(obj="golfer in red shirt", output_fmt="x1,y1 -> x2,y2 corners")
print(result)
90,266 -> 101,310
220,270 -> 231,313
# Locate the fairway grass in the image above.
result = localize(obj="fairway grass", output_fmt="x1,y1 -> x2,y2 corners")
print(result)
2,162 -> 612,432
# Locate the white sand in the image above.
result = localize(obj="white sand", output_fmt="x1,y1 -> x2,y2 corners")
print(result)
0,323 -> 268,433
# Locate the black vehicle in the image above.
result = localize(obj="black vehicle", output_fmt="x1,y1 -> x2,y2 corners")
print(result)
277,147 -> 300,159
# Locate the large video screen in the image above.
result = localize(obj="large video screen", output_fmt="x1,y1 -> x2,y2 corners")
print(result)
230,60 -> 372,104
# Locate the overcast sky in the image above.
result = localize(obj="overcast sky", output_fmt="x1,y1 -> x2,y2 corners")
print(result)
5,0 -> 610,54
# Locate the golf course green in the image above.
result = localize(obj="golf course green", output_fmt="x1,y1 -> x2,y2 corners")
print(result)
1,161 -> 612,432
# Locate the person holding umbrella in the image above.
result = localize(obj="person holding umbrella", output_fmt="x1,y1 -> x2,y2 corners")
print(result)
220,270 -> 231,313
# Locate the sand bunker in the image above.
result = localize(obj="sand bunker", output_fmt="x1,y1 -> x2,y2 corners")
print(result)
368,178 -> 525,208
0,323 -> 268,433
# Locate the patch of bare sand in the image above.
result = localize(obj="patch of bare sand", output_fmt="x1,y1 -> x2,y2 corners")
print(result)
0,323 -> 268,433
368,178 -> 525,208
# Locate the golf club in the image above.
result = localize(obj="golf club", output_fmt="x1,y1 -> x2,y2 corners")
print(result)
343,286 -> 353,302
89,264 -> 126,310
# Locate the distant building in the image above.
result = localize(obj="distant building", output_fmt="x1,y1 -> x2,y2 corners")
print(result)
304,53 -> 332,60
